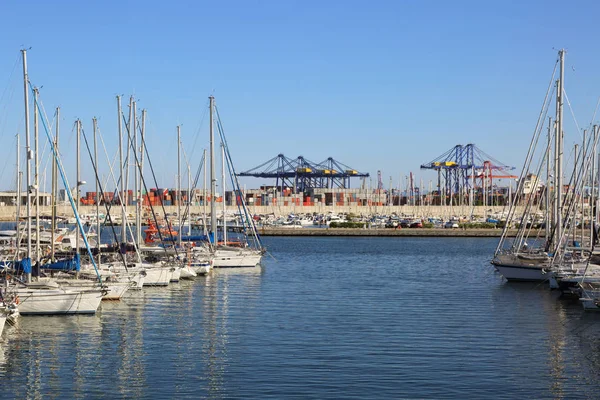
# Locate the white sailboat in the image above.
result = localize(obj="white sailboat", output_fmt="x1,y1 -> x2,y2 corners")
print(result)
190,259 -> 211,275
15,285 -> 103,315
170,266 -> 181,282
105,261 -> 173,287
50,276 -> 133,301
9,50 -> 104,315
207,96 -> 264,268
492,49 -> 567,281
141,264 -> 174,286
179,263 -> 197,279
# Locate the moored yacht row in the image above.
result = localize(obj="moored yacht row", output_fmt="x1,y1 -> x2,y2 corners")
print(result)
0,50 -> 265,330
491,49 -> 600,311
0,244 -> 262,333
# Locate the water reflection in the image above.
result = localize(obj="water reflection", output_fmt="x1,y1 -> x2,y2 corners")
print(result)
5,315 -> 102,399
565,310 -> 600,385
493,280 -> 600,398
0,344 -> 6,373
544,295 -> 567,399
202,267 -> 263,399
11,237 -> 600,398
100,298 -> 146,399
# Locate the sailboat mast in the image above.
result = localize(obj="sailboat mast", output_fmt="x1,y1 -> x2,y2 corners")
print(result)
93,117 -> 101,267
209,96 -> 217,244
177,125 -> 182,249
117,96 -> 125,245
16,133 -> 21,252
76,119 -> 81,255
125,96 -> 133,243
555,49 -> 565,249
574,144 -> 578,245
420,178 -> 423,215
203,149 -> 207,232
591,125 -> 598,246
222,143 -> 227,245
581,130 -> 587,250
139,109 -> 146,247
51,107 -> 59,262
33,87 -> 40,265
132,100 -> 139,247
545,117 -> 551,245
597,132 -> 600,228
21,50 -> 31,282
188,164 -> 192,237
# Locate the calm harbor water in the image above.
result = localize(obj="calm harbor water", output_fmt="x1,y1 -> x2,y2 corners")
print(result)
2,236 -> 600,399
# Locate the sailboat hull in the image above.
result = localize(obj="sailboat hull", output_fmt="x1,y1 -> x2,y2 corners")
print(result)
170,267 -> 181,282
192,264 -> 211,275
491,252 -> 553,282
180,266 -> 197,279
101,282 -> 131,300
213,251 -> 262,268
142,267 -> 173,286
16,288 -> 103,315
56,280 -> 132,300
580,297 -> 600,311
131,273 -> 145,289
493,263 -> 552,282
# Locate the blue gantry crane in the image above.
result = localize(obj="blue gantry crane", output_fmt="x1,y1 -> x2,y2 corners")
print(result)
420,144 -> 516,205
238,154 -> 369,192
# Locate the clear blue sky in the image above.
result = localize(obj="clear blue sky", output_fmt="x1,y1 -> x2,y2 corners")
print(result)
0,0 -> 598,193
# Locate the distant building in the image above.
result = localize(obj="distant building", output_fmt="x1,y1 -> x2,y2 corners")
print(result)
0,191 -> 51,206
521,174 -> 543,195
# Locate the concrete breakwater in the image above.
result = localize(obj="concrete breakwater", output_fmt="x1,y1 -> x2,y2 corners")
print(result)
259,228 -> 516,237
